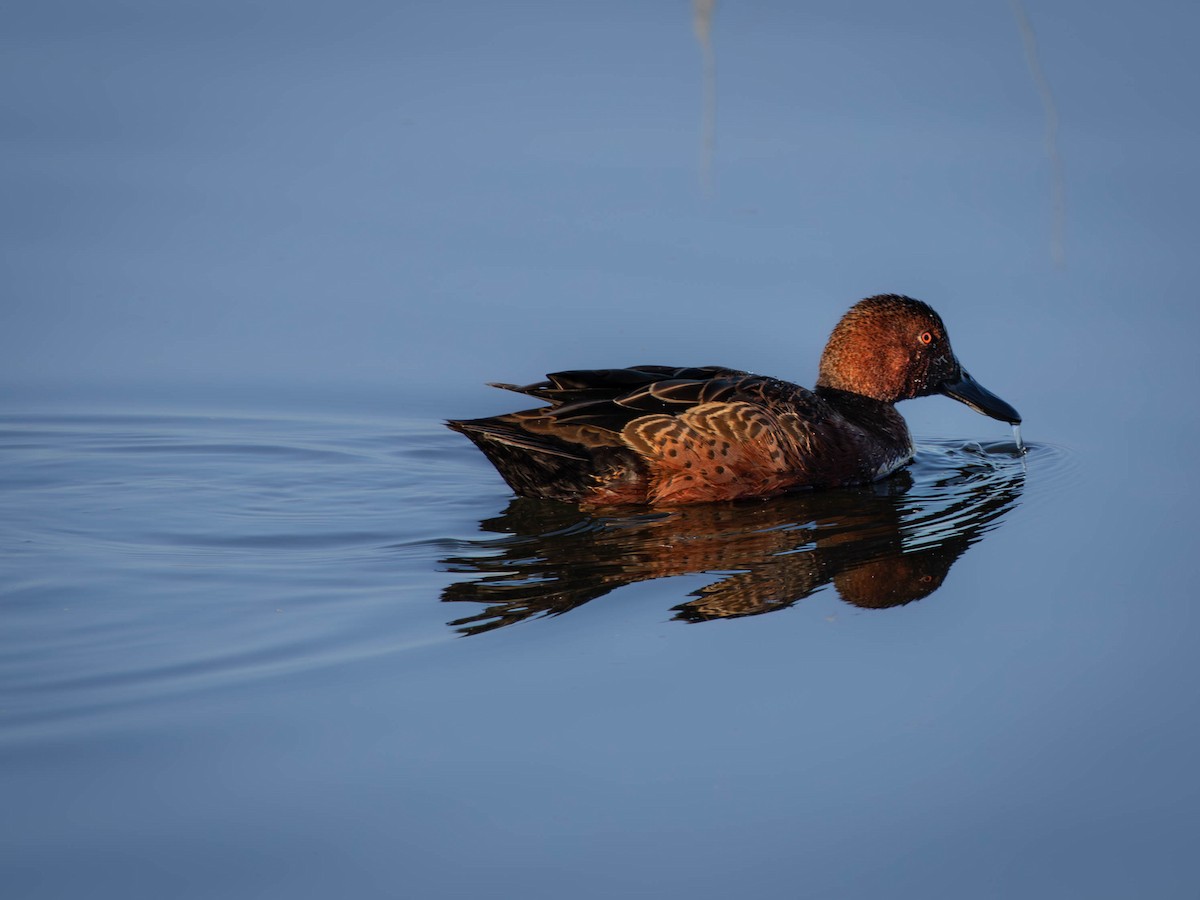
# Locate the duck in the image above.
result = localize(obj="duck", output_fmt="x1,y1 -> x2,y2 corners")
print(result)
447,294 -> 1020,507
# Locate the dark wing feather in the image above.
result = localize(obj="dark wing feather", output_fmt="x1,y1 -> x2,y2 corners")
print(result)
450,366 -> 851,504
492,366 -> 747,403
447,418 -> 587,460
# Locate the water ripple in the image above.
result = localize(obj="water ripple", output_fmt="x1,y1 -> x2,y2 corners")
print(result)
0,409 -> 1078,739
439,436 -> 1068,634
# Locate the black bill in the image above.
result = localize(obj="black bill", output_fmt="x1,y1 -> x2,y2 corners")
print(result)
940,368 -> 1021,424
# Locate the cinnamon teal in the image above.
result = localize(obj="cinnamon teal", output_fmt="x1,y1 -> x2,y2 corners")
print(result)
448,294 -> 1020,506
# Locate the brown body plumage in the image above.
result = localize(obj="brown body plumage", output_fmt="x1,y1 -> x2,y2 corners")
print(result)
448,295 -> 1020,507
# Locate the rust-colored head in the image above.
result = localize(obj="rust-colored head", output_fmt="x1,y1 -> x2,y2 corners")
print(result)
816,294 -> 1020,423
817,295 -> 955,401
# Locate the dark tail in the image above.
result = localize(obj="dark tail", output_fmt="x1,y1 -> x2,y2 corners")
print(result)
447,416 -> 601,502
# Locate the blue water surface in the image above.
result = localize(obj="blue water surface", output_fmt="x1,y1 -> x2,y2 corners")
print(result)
4,2 -> 1200,898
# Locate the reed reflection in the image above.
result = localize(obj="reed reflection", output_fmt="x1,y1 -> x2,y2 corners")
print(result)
442,442 -> 1024,635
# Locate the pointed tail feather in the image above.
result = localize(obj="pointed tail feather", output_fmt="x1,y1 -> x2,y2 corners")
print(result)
446,419 -> 586,460
447,416 -> 601,502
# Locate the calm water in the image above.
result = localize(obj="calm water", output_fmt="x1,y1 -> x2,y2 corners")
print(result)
3,392 -> 1197,899
6,1 -> 1200,896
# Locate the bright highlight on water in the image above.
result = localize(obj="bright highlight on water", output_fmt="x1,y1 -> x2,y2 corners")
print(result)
1013,423 -> 1026,453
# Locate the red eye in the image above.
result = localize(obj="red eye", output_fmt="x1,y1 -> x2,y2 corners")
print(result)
919,331 -> 934,345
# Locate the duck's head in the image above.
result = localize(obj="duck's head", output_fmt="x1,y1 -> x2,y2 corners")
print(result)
816,294 -> 1021,424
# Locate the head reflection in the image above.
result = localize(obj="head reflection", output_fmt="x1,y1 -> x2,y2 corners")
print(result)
441,444 -> 1023,635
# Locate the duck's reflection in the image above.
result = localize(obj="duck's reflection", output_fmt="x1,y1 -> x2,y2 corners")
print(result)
442,443 -> 1024,635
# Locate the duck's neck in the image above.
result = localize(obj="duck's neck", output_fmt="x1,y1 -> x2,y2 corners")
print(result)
815,386 -> 913,452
